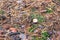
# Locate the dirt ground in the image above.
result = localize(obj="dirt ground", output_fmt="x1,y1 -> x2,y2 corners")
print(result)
0,0 -> 60,40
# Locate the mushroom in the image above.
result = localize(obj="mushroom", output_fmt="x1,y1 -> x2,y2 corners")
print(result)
33,18 -> 38,23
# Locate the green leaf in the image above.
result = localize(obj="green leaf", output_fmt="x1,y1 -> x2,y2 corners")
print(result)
46,8 -> 53,13
30,13 -> 36,19
42,32 -> 49,37
29,24 -> 38,32
37,15 -> 44,22
40,31 -> 50,40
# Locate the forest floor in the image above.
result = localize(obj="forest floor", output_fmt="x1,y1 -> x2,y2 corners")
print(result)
0,0 -> 60,40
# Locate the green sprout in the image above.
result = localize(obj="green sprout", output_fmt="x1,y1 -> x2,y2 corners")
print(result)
46,8 -> 53,13
40,31 -> 50,40
37,15 -> 44,22
29,24 -> 38,32
32,36 -> 41,40
0,10 -> 5,15
31,31 -> 50,40
31,7 -> 36,12
42,32 -> 50,37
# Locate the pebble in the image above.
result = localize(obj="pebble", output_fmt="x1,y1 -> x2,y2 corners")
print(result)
21,25 -> 25,28
53,30 -> 57,34
34,29 -> 38,33
38,25 -> 45,29
48,31 -> 53,36
40,10 -> 47,13
11,35 -> 21,40
19,33 -> 26,40
47,38 -> 51,40
0,26 -> 3,30
0,16 -> 6,20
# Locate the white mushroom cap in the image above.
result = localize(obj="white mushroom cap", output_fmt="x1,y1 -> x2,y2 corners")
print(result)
33,18 -> 38,23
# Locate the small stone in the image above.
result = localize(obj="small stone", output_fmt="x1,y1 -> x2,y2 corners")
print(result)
53,30 -> 57,34
21,25 -> 25,28
47,38 -> 51,40
38,25 -> 45,29
48,31 -> 53,35
40,10 -> 47,13
19,33 -> 26,40
0,26 -> 3,30
0,16 -> 6,20
34,30 -> 38,33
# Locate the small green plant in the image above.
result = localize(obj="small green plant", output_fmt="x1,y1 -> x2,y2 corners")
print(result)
0,10 -> 5,15
42,31 -> 50,37
46,8 -> 53,13
29,24 -> 38,32
37,15 -> 44,22
32,36 -> 41,40
31,7 -> 36,12
40,31 -> 50,40
32,31 -> 50,40
30,13 -> 45,23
